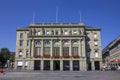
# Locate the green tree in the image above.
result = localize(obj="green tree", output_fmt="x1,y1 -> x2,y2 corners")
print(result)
0,48 -> 10,68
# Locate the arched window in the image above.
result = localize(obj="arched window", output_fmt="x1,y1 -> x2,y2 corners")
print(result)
45,40 -> 50,45
35,40 -> 41,46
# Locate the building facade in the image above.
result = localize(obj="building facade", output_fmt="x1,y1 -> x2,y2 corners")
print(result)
102,36 -> 120,69
15,23 -> 102,71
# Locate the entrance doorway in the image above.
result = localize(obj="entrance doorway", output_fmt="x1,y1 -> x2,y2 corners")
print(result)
34,60 -> 40,70
94,61 -> 100,70
53,60 -> 60,70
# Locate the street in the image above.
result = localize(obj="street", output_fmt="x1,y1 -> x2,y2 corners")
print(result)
0,70 -> 120,80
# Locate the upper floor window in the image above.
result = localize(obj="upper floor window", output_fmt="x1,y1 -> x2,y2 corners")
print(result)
73,30 -> 77,35
64,30 -> 68,35
37,31 -> 41,35
95,50 -> 98,57
19,40 -> 23,46
72,47 -> 78,55
45,40 -> 50,45
63,40 -> 69,44
35,40 -> 41,46
53,47 -> 60,54
46,30 -> 50,35
72,40 -> 78,44
94,41 -> 98,46
54,40 -> 59,45
63,47 -> 69,54
20,33 -> 23,39
55,30 -> 58,35
44,47 -> 50,54
94,33 -> 97,38
18,51 -> 23,57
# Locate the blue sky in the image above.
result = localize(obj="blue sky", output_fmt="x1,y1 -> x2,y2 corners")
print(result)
0,0 -> 120,52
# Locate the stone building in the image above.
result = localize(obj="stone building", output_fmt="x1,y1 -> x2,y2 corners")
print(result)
15,23 -> 102,71
102,36 -> 120,68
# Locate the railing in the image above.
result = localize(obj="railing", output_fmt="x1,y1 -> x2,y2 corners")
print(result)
72,54 -> 80,58
34,54 -> 41,58
43,54 -> 50,58
53,54 -> 60,58
62,54 -> 70,58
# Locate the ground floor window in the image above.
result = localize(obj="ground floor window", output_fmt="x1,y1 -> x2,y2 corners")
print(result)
73,61 -> 79,71
63,60 -> 70,71
34,60 -> 40,70
53,60 -> 60,70
44,60 -> 50,70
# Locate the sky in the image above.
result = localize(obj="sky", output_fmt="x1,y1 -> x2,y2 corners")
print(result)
0,0 -> 120,52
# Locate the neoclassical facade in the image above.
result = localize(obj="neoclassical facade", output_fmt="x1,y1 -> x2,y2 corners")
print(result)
15,23 -> 102,71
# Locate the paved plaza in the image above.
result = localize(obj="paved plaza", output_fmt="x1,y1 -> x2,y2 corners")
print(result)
0,70 -> 120,80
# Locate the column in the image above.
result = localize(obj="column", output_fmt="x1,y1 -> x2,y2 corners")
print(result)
80,60 -> 83,71
70,60 -> 73,71
30,60 -> 34,70
50,39 -> 53,57
41,60 -> 43,70
14,60 -> 17,70
79,39 -> 82,56
69,39 -> 72,56
82,58 -> 87,71
50,60 -> 53,70
92,61 -> 95,70
31,40 -> 34,57
81,37 -> 86,57
41,39 -> 44,56
60,60 -> 63,71
60,39 -> 62,57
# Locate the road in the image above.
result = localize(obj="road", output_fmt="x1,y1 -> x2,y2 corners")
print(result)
0,70 -> 120,80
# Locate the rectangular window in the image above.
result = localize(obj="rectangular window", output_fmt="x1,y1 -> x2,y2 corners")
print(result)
53,47 -> 60,55
95,51 -> 98,57
94,41 -> 98,46
44,47 -> 50,54
18,51 -> 23,57
19,40 -> 23,46
94,33 -> 97,38
63,47 -> 69,55
17,61 -> 23,66
34,47 -> 41,55
20,33 -> 23,39
72,47 -> 78,55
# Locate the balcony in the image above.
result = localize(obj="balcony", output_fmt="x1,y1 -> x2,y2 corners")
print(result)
62,54 -> 70,58
34,54 -> 41,58
43,54 -> 50,58
53,54 -> 60,58
72,54 -> 80,58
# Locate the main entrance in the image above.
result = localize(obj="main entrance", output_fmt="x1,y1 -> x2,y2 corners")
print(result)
53,60 -> 60,70
94,61 -> 100,70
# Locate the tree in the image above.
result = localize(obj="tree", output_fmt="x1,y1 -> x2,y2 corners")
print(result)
0,48 -> 10,68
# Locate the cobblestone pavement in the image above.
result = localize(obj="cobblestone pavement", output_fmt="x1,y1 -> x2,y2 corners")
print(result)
0,70 -> 120,80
